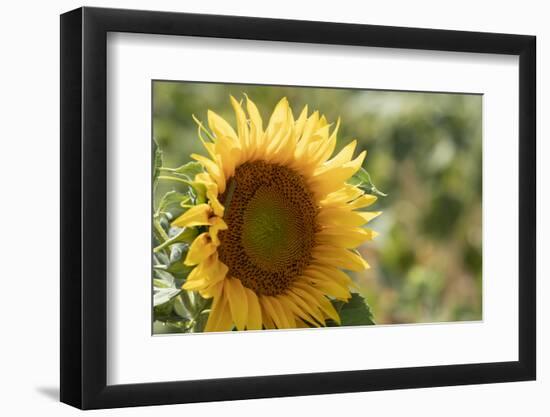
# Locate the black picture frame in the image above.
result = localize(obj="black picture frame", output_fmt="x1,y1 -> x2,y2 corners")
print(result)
60,6 -> 536,410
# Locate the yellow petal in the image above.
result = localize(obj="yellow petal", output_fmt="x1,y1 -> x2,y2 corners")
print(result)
294,319 -> 309,328
318,140 -> 357,173
214,134 -> 242,178
348,194 -> 378,210
268,124 -> 295,165
184,233 -> 217,266
261,296 -> 285,329
225,278 -> 248,331
183,261 -> 208,288
182,252 -> 228,291
208,110 -> 238,142
244,95 -> 264,158
194,172 -> 214,185
293,105 -> 309,140
285,290 -> 324,325
316,227 -> 378,248
266,122 -> 291,157
208,217 -> 227,246
317,208 -> 381,227
209,257 -> 229,285
171,204 -> 211,228
298,111 -> 319,146
306,264 -> 357,290
311,246 -> 370,271
182,278 -> 208,291
270,297 -> 294,328
293,127 -> 331,172
260,303 -> 276,329
310,151 -> 366,197
205,288 -> 233,332
191,153 -> 226,193
313,123 -> 330,142
278,295 -> 320,327
199,278 -> 224,299
320,184 -> 365,207
317,117 -> 340,163
357,211 -> 382,223
294,283 -> 341,324
230,96 -> 250,150
246,95 -> 263,135
265,97 -> 289,141
244,288 -> 262,330
299,276 -> 350,301
194,173 -> 225,217
305,126 -> 337,168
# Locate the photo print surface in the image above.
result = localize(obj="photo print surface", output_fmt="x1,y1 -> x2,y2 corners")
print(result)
152,81 -> 482,334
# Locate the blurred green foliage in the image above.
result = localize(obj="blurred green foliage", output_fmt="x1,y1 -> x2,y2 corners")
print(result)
153,81 -> 482,325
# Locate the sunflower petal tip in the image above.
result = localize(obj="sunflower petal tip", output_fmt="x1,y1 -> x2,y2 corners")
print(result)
183,258 -> 195,267
229,94 -> 241,106
281,96 -> 291,107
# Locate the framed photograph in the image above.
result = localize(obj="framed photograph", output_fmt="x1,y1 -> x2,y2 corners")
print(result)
60,6 -> 536,409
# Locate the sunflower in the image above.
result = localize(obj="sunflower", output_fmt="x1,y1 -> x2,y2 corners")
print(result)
172,96 -> 380,331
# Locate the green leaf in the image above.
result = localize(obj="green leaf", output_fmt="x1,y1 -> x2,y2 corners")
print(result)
153,272 -> 174,289
153,287 -> 181,307
153,267 -> 180,307
169,161 -> 204,181
153,138 -> 163,184
153,266 -> 175,287
169,242 -> 188,264
153,306 -> 190,328
192,310 -> 210,333
173,295 -> 193,320
158,161 -> 204,183
348,167 -> 387,197
153,251 -> 170,267
153,320 -> 182,334
153,302 -> 174,322
331,293 -> 375,326
165,243 -> 193,281
157,162 -> 206,204
189,181 -> 206,204
170,226 -> 198,243
152,212 -> 173,249
159,213 -> 172,230
180,289 -> 197,313
153,243 -> 193,287
156,190 -> 190,218
153,227 -> 197,254
153,278 -> 171,289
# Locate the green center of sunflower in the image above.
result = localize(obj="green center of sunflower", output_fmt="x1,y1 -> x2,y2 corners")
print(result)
218,161 -> 318,296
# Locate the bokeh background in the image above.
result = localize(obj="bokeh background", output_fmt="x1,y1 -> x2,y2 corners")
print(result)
153,81 -> 482,325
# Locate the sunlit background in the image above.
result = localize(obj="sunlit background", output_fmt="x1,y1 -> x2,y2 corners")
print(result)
153,81 -> 482,324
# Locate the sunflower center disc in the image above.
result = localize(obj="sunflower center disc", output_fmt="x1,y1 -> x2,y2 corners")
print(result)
218,161 -> 318,295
